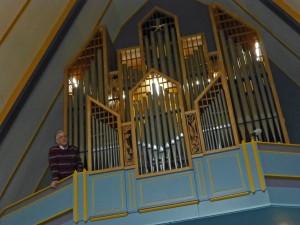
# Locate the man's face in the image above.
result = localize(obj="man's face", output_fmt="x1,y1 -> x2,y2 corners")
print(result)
56,132 -> 68,146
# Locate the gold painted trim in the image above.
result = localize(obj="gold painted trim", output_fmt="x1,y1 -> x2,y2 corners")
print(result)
34,208 -> 72,225
73,170 -> 79,223
0,0 -> 31,45
34,165 -> 49,192
259,150 -> 300,155
0,85 -> 64,200
0,0 -> 76,126
251,139 -> 266,191
265,174 -> 300,179
242,140 -> 255,193
90,212 -> 128,221
139,200 -> 199,213
83,169 -> 88,222
257,141 -> 300,147
233,0 -> 300,60
210,191 -> 249,202
273,0 -> 300,23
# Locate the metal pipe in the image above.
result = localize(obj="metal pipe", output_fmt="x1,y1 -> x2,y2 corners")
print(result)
144,37 -> 152,70
259,60 -> 283,142
78,79 -> 85,155
237,45 -> 261,132
143,97 -> 154,172
164,25 -> 175,78
159,86 -> 172,170
164,89 -> 178,169
147,92 -> 159,172
174,92 -> 187,166
211,93 -> 226,148
228,37 -> 254,138
156,19 -> 167,74
90,60 -> 98,99
68,94 -> 73,144
97,49 -> 105,103
150,31 -> 159,70
245,50 -> 269,141
215,91 -> 229,147
152,83 -> 165,171
170,92 -> 183,168
122,64 -> 130,122
170,27 -> 182,83
219,30 -> 246,140
138,101 -> 149,174
220,89 -> 234,145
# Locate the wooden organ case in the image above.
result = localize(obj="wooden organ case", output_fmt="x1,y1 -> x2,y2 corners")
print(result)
64,5 -> 289,177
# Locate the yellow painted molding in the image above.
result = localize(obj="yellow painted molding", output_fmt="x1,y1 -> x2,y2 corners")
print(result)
90,212 -> 128,221
34,165 -> 49,192
241,140 -> 255,193
139,200 -> 199,213
210,191 -> 249,202
73,170 -> 79,223
83,169 -> 88,222
0,0 -> 76,126
251,139 -> 266,191
0,0 -> 31,45
265,174 -> 300,179
259,150 -> 300,155
35,208 -> 72,225
256,141 -> 300,147
273,0 -> 300,23
0,85 -> 64,200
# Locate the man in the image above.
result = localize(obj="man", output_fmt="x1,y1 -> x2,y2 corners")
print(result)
48,130 -> 83,188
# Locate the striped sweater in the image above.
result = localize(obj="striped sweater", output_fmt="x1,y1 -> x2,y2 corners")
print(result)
48,145 -> 83,181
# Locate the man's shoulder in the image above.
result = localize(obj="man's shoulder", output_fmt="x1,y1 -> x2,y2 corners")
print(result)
49,145 -> 60,151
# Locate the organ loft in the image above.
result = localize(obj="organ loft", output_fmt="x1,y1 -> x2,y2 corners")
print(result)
66,6 -> 288,176
1,2 -> 299,225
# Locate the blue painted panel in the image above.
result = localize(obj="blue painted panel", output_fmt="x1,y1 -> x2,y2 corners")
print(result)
260,152 -> 300,176
204,151 -> 248,198
268,187 -> 300,206
124,169 -> 138,213
76,172 -> 84,221
1,185 -> 73,225
198,190 -> 270,217
193,158 -> 208,200
88,171 -> 126,217
137,171 -> 197,209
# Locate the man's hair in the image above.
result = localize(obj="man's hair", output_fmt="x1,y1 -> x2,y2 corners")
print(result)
55,130 -> 65,140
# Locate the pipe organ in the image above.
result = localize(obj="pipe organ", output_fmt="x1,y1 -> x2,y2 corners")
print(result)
65,26 -> 113,168
65,5 -> 289,176
139,9 -> 189,109
87,97 -> 123,172
210,4 -> 289,143
129,69 -> 192,176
